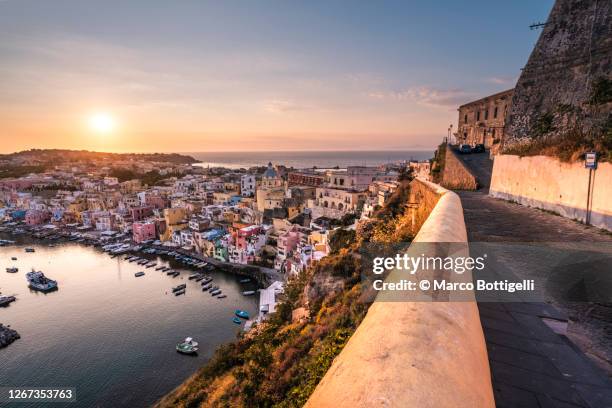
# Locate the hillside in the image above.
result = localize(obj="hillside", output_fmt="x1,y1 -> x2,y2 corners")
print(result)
0,149 -> 199,165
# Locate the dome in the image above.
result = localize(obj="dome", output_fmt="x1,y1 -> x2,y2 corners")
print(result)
263,162 -> 278,178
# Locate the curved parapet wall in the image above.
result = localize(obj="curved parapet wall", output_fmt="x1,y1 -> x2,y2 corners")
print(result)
305,179 -> 494,408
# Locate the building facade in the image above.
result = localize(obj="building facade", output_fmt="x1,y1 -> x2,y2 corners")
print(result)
456,88 -> 514,150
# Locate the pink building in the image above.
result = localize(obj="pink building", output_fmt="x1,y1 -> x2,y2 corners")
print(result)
133,221 -> 157,243
235,225 -> 263,250
25,209 -> 50,225
130,206 -> 153,222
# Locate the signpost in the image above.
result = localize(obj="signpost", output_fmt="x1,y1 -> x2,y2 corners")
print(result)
585,151 -> 597,169
585,152 -> 597,224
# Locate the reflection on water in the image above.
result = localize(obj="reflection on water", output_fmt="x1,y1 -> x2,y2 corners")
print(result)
0,241 -> 258,408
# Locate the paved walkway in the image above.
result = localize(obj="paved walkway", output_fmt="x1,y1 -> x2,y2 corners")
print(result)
455,152 -> 612,407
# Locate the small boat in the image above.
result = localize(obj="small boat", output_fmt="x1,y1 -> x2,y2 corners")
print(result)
201,284 -> 212,291
218,294 -> 227,299
210,289 -> 221,296
11,257 -> 17,261
146,262 -> 157,268
176,337 -> 198,354
135,271 -> 145,277
239,278 -> 251,283
25,247 -> 35,253
232,317 -> 242,324
0,295 -> 16,307
155,266 -> 165,271
170,271 -> 180,277
208,285 -> 219,293
6,267 -> 18,273
188,273 -> 201,280
235,310 -> 249,319
174,289 -> 186,296
172,284 -> 187,292
195,276 -> 204,282
201,278 -> 213,285
242,291 -> 256,296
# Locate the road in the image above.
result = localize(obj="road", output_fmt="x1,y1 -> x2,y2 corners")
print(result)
454,151 -> 612,407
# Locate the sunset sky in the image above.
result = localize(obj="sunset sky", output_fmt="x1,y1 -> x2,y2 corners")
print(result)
0,0 -> 553,153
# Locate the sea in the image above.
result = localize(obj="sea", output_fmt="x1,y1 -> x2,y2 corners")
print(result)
186,150 -> 434,169
0,238 -> 258,408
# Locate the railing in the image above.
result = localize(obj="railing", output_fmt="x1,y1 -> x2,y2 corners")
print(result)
305,180 -> 494,408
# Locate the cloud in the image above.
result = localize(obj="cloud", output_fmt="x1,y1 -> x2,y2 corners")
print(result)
262,99 -> 303,113
485,76 -> 517,85
368,86 -> 473,108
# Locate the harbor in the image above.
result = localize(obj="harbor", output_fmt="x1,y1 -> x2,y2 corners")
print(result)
0,239 -> 258,408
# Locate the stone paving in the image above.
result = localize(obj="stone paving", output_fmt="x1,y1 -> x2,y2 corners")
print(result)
455,152 -> 612,407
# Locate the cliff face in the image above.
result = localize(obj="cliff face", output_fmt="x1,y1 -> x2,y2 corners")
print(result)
505,0 -> 612,147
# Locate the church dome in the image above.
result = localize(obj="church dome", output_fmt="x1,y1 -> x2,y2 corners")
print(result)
263,162 -> 278,178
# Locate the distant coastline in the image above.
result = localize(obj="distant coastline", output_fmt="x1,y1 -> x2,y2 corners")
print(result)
187,150 -> 434,170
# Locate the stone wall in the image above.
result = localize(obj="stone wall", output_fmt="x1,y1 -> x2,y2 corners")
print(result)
505,0 -> 612,147
490,154 -> 612,231
305,180 -> 494,408
441,147 -> 478,190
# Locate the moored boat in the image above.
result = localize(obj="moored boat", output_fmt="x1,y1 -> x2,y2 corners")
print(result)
6,267 -> 18,273
176,337 -> 198,354
135,271 -> 145,277
232,317 -> 242,324
26,270 -> 58,292
217,294 -> 227,299
235,310 -> 249,319
0,295 -> 16,307
174,289 -> 186,296
172,284 -> 186,292
242,290 -> 256,296
24,247 -> 35,253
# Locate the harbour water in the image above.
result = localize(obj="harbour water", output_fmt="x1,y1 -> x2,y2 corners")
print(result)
188,150 -> 434,169
0,238 -> 258,407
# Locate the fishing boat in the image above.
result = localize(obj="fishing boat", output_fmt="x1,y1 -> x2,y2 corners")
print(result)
218,294 -> 227,299
235,310 -> 249,319
0,295 -> 16,307
239,278 -> 251,283
210,289 -> 221,296
201,278 -> 213,285
172,284 -> 187,292
155,266 -> 165,271
146,262 -> 157,268
170,271 -> 180,277
176,337 -> 198,354
134,271 -> 145,277
11,257 -> 17,261
6,267 -> 18,273
208,285 -> 219,293
174,289 -> 186,296
26,270 -> 58,292
188,273 -> 201,280
24,247 -> 35,253
201,284 -> 212,291
242,290 -> 256,296
232,317 -> 242,324
194,276 -> 204,282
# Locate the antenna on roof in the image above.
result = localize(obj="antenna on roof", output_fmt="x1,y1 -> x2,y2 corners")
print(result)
529,21 -> 548,30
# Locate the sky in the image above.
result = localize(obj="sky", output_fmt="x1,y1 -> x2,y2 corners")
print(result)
0,0 -> 554,153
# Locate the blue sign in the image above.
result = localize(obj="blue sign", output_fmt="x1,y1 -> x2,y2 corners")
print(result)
585,152 -> 597,169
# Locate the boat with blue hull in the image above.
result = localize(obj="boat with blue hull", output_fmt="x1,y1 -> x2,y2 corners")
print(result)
26,270 -> 58,292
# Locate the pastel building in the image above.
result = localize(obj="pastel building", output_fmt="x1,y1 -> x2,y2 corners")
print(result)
133,221 -> 157,243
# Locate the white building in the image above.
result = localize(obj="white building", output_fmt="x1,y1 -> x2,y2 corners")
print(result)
240,174 -> 256,197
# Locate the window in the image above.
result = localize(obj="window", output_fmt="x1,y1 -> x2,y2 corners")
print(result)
494,106 -> 498,118
476,110 -> 480,121
484,109 -> 489,120
464,114 -> 468,124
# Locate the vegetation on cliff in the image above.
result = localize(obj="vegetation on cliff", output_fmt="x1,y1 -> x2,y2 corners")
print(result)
156,181 -> 415,408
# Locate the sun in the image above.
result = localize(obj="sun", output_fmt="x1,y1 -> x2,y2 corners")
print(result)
88,112 -> 116,134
